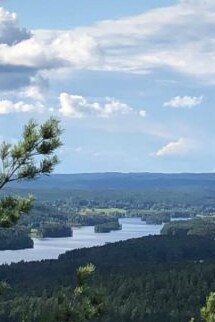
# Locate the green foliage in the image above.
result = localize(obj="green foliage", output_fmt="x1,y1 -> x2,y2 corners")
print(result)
66,263 -> 103,322
0,117 -> 62,185
0,282 -> 10,296
76,264 -> 95,287
0,264 -> 103,322
0,195 -> 33,227
201,292 -> 215,322
0,117 -> 62,227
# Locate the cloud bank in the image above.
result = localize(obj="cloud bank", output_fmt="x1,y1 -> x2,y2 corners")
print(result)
0,99 -> 44,114
1,0 -> 215,93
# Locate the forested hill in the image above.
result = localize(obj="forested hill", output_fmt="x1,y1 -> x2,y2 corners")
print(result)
6,172 -> 215,191
2,235 -> 215,321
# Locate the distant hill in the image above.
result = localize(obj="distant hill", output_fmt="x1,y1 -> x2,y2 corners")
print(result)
6,172 -> 215,191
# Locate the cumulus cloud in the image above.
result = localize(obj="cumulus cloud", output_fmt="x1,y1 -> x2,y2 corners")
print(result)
0,32 -> 100,69
156,138 -> 192,156
163,95 -> 203,108
0,7 -> 30,45
0,6 -> 100,70
1,0 -> 215,92
59,93 -> 133,118
0,99 -> 44,114
0,7 -> 101,91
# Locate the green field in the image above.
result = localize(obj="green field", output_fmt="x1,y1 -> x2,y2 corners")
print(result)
79,207 -> 126,216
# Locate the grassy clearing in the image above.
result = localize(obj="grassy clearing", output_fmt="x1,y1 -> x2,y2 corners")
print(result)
79,207 -> 126,216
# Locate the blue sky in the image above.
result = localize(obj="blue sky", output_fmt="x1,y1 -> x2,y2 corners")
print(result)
0,0 -> 215,173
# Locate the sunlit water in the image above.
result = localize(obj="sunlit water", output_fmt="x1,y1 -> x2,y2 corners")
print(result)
0,218 -> 163,265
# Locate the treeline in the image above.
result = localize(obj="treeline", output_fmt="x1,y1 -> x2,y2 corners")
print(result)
7,173 -> 215,206
16,190 -> 215,232
19,203 -> 122,229
0,228 -> 33,250
18,203 -> 69,229
1,235 -> 215,320
76,214 -> 120,226
45,187 -> 215,209
162,217 -> 215,237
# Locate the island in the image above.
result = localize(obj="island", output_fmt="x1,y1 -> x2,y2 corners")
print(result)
0,228 -> 33,250
38,223 -> 73,238
94,221 -> 122,233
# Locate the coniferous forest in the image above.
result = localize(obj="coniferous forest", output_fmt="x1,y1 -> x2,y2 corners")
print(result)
1,234 -> 215,321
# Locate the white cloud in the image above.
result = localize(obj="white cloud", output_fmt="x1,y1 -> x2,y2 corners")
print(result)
0,7 -> 101,91
59,93 -> 133,118
18,77 -> 47,101
22,85 -> 44,101
0,99 -> 44,114
0,31 -> 101,69
73,1 -> 215,78
164,95 -> 203,108
20,75 -> 48,101
139,110 -> 147,117
0,7 -> 30,45
156,138 -> 192,156
1,0 -> 215,92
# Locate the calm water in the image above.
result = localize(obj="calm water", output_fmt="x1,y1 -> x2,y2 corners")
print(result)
0,218 -> 163,265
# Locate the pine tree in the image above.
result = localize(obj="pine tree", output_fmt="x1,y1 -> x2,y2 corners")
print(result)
0,117 -> 62,227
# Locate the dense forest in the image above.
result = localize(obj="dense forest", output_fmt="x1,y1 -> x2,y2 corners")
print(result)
162,217 -> 215,237
1,235 -> 215,321
4,173 -> 215,208
0,228 -> 33,250
38,223 -> 73,238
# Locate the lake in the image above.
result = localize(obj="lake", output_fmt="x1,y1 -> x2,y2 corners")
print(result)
0,218 -> 163,265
